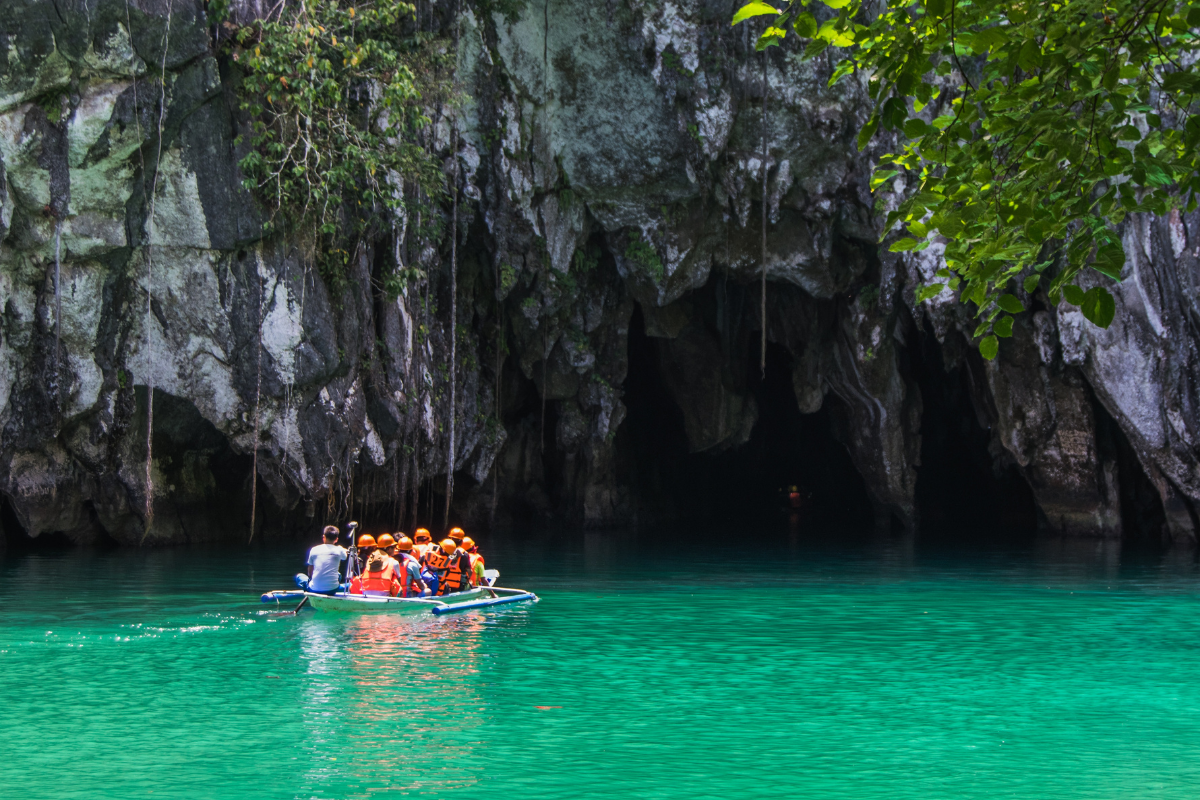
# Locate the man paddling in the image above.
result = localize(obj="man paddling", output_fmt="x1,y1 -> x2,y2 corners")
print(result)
305,526 -> 347,595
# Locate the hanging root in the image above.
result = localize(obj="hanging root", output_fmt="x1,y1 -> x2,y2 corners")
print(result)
139,0 -> 174,545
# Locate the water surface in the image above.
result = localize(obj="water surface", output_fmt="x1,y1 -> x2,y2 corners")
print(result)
3,533 -> 1200,799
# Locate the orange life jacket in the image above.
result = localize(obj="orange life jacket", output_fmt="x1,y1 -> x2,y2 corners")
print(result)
465,553 -> 484,586
396,554 -> 423,597
437,551 -> 471,595
411,542 -> 431,560
424,548 -> 448,573
349,575 -> 363,594
361,558 -> 399,596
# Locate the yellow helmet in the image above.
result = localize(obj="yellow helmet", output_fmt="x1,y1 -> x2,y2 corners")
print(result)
395,536 -> 413,551
414,528 -> 432,543
440,539 -> 457,555
376,533 -> 396,549
449,527 -> 466,540
461,536 -> 476,551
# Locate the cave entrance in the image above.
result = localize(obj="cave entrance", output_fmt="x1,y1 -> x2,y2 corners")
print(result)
618,302 -> 874,532
911,332 -> 1039,538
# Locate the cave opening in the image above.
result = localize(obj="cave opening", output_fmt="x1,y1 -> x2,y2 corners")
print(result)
910,331 -> 1040,538
1092,397 -> 1171,544
618,301 -> 874,533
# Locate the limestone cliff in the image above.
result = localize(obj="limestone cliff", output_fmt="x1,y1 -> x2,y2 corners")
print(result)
0,0 -> 1196,545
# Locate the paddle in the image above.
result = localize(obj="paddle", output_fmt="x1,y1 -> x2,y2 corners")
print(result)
267,593 -> 309,617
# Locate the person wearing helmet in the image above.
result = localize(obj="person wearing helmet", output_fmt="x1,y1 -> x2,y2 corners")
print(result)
357,544 -> 401,597
305,525 -> 347,595
347,534 -> 378,595
386,536 -> 430,597
411,529 -> 434,561
434,538 -> 473,596
461,536 -> 486,587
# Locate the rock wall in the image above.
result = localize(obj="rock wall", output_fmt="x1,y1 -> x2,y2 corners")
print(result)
0,0 -> 1196,545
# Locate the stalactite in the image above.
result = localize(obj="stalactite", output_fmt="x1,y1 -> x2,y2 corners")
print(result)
396,445 -> 408,531
760,50 -> 769,377
408,440 -> 421,532
138,0 -> 173,544
540,322 -> 548,454
52,219 -> 62,403
491,280 -> 502,527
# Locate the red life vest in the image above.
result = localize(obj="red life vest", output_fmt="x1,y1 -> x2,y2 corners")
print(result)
361,556 -> 399,597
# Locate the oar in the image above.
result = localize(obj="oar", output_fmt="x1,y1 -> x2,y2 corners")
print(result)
267,594 -> 309,617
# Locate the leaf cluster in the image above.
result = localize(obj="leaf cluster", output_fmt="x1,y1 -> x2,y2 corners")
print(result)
734,0 -> 1200,358
229,0 -> 449,279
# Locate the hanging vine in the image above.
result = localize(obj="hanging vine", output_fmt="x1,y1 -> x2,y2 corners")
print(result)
135,0 -> 173,544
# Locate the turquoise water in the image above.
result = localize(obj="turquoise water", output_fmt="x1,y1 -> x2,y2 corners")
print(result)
4,534 -> 1200,799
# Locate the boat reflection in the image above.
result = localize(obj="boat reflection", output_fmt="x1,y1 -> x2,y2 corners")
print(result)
297,613 -> 491,793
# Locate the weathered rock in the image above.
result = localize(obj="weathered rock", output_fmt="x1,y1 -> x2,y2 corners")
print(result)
0,0 -> 1196,544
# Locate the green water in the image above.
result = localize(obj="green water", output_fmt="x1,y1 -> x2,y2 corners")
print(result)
4,534 -> 1200,799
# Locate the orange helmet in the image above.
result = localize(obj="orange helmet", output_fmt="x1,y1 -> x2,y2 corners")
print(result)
461,536 -> 476,551
357,534 -> 377,549
395,536 -> 413,551
449,527 -> 465,541
440,538 -> 457,554
376,533 -> 396,549
414,528 -> 432,542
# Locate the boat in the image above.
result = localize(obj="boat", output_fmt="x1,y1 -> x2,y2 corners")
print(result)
260,573 -> 538,616
304,585 -> 537,615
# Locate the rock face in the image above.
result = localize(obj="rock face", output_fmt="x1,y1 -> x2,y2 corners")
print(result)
0,0 -> 1196,545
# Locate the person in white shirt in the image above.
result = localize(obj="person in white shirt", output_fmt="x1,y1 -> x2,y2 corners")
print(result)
305,526 -> 347,594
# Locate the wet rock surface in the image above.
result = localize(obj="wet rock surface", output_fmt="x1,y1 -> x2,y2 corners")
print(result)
0,0 -> 1196,545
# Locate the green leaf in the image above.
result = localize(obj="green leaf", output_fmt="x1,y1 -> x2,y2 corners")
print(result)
857,116 -> 879,151
916,284 -> 946,302
756,27 -> 786,49
996,294 -> 1025,314
979,335 -> 1000,361
903,118 -> 930,138
1062,285 -> 1086,306
1023,274 -> 1041,293
793,12 -> 818,38
1080,286 -> 1116,328
822,0 -> 852,8
889,238 -> 920,252
994,315 -> 1014,338
1092,240 -> 1126,281
732,2 -> 781,25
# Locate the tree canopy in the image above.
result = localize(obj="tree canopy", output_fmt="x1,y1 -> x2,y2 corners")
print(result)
735,0 -> 1200,359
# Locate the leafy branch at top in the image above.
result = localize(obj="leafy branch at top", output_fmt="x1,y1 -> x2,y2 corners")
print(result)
734,0 -> 1200,359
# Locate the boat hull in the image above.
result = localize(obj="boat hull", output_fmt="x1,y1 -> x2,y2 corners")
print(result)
305,587 -> 532,614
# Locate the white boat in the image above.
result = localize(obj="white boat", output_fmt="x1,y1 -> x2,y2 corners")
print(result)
303,585 -> 537,615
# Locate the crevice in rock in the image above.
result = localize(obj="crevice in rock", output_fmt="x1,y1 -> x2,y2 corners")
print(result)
911,330 -> 1039,538
1093,398 -> 1171,544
